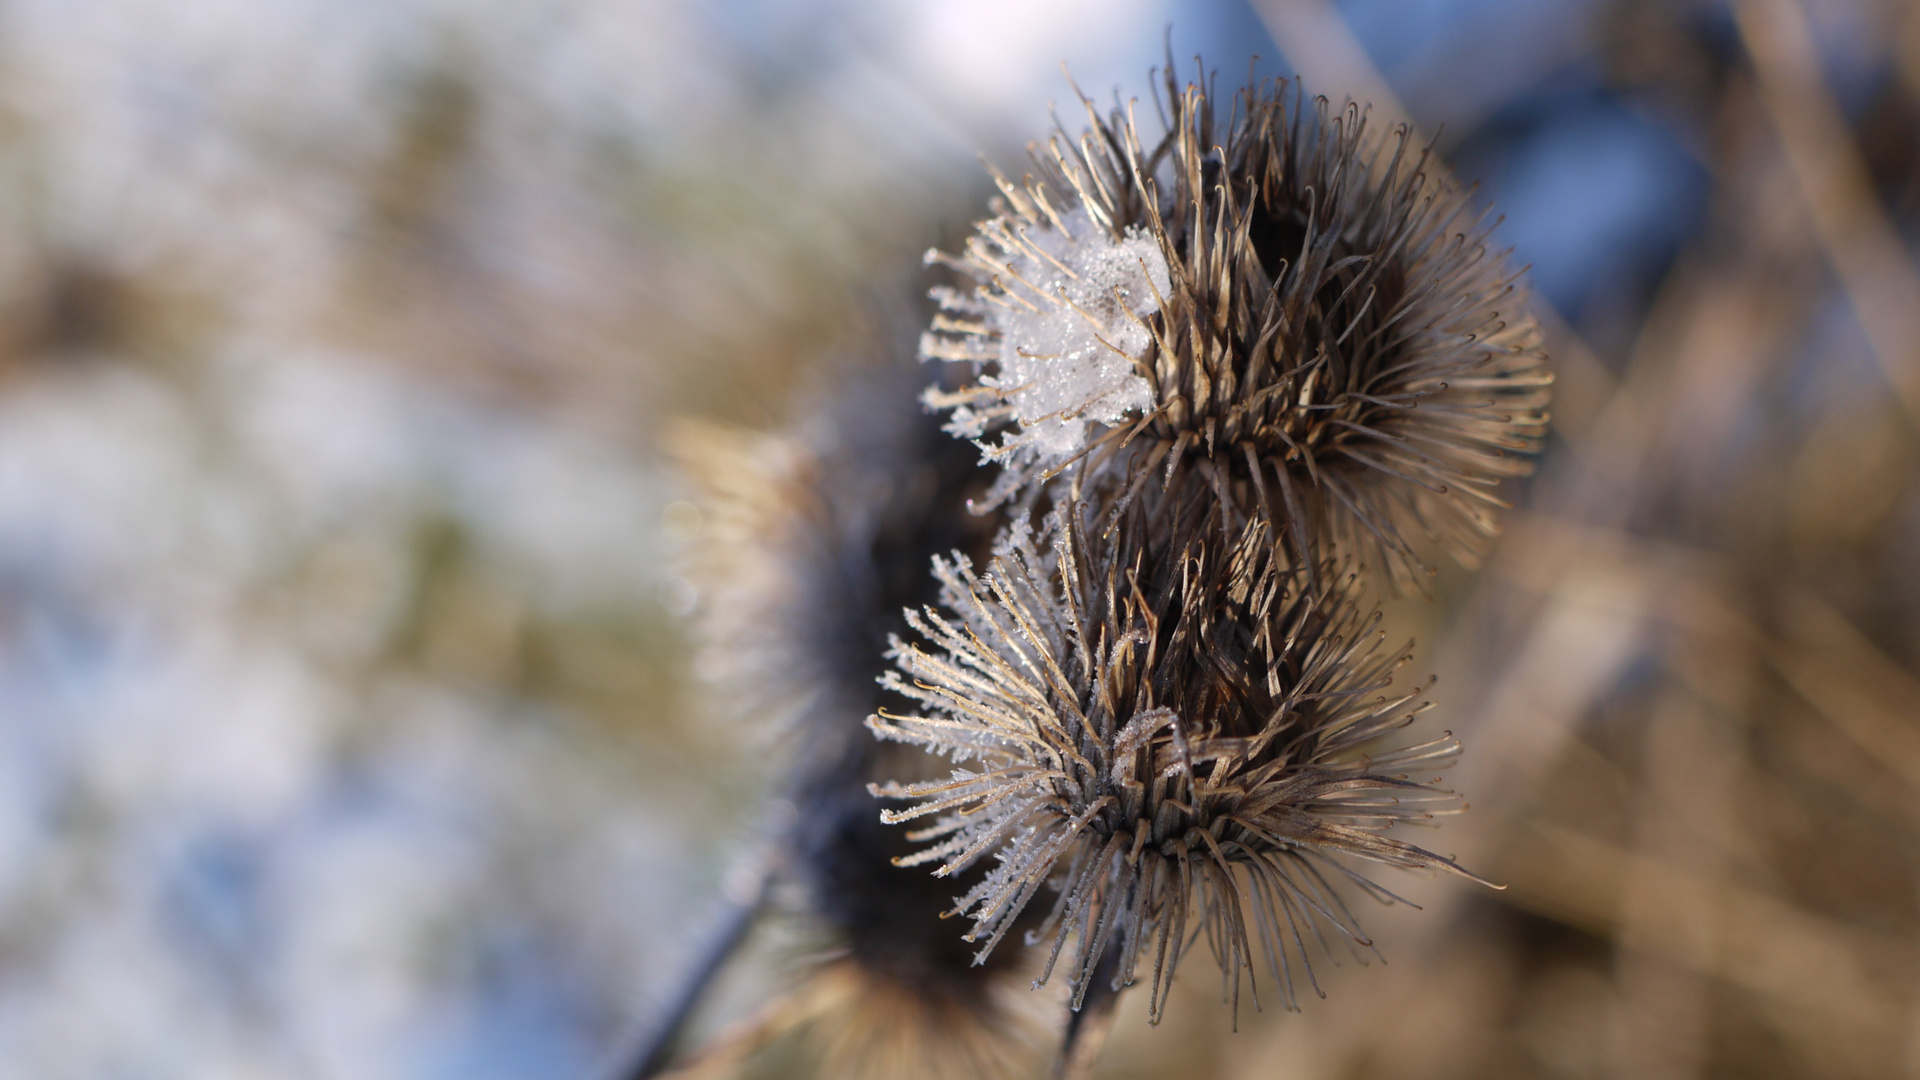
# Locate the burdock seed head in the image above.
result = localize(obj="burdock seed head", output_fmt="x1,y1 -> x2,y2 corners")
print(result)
921,63 -> 1551,588
865,501 -> 1491,1023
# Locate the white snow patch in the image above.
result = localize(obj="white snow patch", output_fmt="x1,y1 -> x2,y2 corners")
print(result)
985,207 -> 1170,460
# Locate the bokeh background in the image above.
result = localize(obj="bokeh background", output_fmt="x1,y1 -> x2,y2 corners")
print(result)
2,0 -> 1917,1077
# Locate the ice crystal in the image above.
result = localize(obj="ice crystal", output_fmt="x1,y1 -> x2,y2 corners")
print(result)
922,205 -> 1170,502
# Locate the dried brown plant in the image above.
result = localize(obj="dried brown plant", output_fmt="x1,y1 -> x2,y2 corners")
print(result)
869,497 -> 1490,1025
921,64 -> 1550,587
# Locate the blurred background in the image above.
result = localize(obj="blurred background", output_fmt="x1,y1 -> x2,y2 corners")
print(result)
1,0 -> 1916,1077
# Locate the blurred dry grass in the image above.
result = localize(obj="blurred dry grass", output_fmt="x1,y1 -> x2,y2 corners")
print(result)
1,0 -> 1918,1077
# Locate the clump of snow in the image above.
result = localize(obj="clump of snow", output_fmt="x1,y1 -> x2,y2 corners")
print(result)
985,207 -> 1169,459
924,205 -> 1171,492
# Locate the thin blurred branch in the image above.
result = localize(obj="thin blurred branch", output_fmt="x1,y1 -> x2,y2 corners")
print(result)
1054,947 -> 1124,1080
1735,0 -> 1920,430
614,852 -> 773,1080
1769,586 -> 1920,799
1532,302 -> 1620,450
652,985 -> 813,1080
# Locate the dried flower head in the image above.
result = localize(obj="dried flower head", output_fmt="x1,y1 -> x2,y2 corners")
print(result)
669,362 -> 1048,1076
867,503 -> 1489,1022
921,65 -> 1551,586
